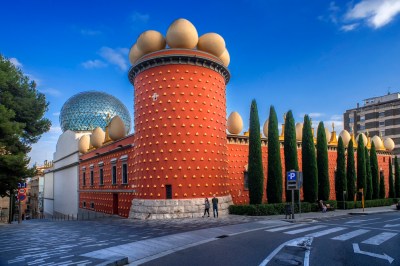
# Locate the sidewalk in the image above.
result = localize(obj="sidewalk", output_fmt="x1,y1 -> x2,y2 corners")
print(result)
81,205 -> 397,265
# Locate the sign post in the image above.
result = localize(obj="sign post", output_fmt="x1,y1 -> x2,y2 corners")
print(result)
17,183 -> 27,224
286,171 -> 303,219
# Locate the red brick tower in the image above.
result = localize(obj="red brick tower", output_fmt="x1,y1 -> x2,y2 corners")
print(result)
128,49 -> 232,218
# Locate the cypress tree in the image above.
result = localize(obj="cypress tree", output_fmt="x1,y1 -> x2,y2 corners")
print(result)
346,140 -> 356,201
379,171 -> 386,199
283,110 -> 299,202
365,149 -> 373,200
388,158 -> 395,198
395,156 -> 400,198
370,142 -> 379,199
356,137 -> 366,195
247,100 -> 264,204
317,122 -> 329,200
302,115 -> 318,203
335,136 -> 347,203
267,105 -> 282,203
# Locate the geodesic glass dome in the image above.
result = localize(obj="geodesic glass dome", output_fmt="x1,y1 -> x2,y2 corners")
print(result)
59,91 -> 131,133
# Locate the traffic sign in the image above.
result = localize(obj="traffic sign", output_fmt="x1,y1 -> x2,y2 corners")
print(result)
18,188 -> 26,194
287,172 -> 297,181
18,194 -> 26,201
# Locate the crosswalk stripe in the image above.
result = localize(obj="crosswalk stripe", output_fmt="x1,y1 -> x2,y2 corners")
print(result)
266,224 -> 307,232
285,225 -> 326,235
306,227 -> 347,237
331,229 -> 370,241
362,232 -> 398,245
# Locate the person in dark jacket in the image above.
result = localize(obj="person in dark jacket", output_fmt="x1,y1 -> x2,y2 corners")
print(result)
203,198 -> 210,217
212,195 -> 218,218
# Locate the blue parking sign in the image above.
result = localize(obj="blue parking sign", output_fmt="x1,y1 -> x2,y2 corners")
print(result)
287,171 -> 297,181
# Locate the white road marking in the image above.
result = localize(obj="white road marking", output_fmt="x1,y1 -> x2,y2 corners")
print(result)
285,225 -> 326,235
353,243 -> 394,264
259,237 -> 313,266
383,223 -> 400,228
331,229 -> 370,241
306,227 -> 346,237
362,232 -> 398,245
266,223 -> 307,232
345,218 -> 380,224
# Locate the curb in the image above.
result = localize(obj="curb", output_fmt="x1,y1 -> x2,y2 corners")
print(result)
349,209 -> 398,215
97,256 -> 128,266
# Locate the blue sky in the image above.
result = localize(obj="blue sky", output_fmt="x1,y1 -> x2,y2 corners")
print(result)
1,0 -> 399,166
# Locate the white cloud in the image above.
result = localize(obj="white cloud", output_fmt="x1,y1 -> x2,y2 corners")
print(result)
39,88 -> 62,97
82,59 -> 107,69
9,57 -> 22,68
80,29 -> 102,36
99,47 -> 129,71
330,114 -> 343,121
52,112 -> 60,116
131,12 -> 150,23
49,126 -> 62,134
341,23 -> 360,31
345,0 -> 400,29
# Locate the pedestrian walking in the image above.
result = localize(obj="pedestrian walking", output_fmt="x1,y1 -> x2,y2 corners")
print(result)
212,194 -> 218,218
203,198 -> 210,217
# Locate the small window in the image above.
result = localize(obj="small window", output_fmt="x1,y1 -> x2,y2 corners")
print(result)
166,185 -> 172,199
244,171 -> 249,190
90,202 -> 95,209
90,170 -> 94,186
83,201 -> 86,208
112,165 -> 117,185
349,117 -> 354,123
359,125 -> 365,130
82,172 -> 86,186
380,130 -> 385,137
379,121 -> 385,127
99,168 -> 104,185
122,163 -> 128,184
379,112 -> 385,118
360,116 -> 365,122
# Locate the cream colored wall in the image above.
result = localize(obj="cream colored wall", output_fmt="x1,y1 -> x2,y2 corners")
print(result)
43,170 -> 54,214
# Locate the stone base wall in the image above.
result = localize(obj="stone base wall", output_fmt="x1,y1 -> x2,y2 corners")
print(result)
129,195 -> 233,220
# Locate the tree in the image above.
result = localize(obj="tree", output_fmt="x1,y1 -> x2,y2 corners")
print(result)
267,105 -> 282,203
0,55 -> 51,198
395,156 -> 400,198
335,136 -> 347,204
346,140 -> 356,201
302,115 -> 318,203
388,158 -> 395,198
365,149 -> 373,200
247,100 -> 264,204
283,110 -> 299,202
379,171 -> 385,199
317,122 -> 329,200
370,142 -> 379,199
356,137 -> 366,193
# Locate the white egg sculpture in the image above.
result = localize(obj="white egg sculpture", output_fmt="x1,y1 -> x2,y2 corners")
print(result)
129,43 -> 144,65
371,135 -> 384,150
137,30 -> 166,54
356,133 -> 367,147
324,127 -> 331,143
339,130 -> 351,147
295,123 -> 303,141
263,119 -> 269,138
109,116 -> 126,140
166,18 -> 198,49
197,33 -> 226,57
78,135 -> 91,153
384,138 -> 395,151
90,127 -> 105,148
219,48 -> 230,67
227,112 -> 243,135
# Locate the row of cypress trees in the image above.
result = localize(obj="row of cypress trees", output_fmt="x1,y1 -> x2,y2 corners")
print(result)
247,99 -> 399,205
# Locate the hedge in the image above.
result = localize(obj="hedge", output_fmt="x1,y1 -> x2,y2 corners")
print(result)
229,200 -> 337,216
228,199 -> 399,216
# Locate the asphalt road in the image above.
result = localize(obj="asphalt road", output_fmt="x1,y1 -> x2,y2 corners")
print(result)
0,215 -> 266,265
142,213 -> 400,266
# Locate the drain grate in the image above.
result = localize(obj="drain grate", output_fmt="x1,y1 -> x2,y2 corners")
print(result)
216,235 -> 229,239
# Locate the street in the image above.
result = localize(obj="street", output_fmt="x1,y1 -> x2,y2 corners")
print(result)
143,213 -> 400,266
